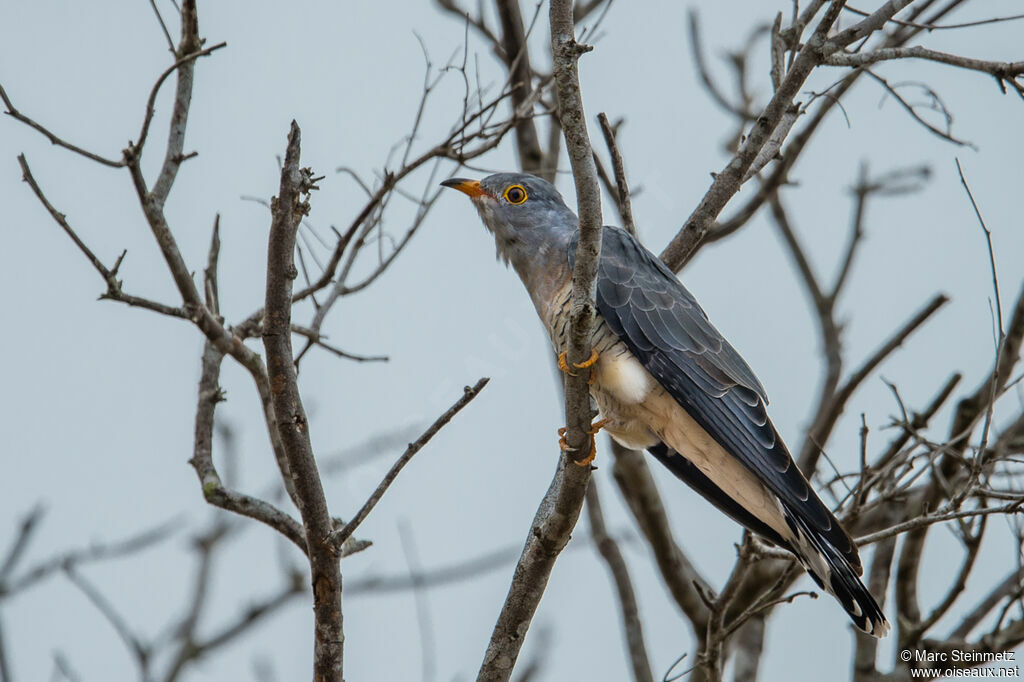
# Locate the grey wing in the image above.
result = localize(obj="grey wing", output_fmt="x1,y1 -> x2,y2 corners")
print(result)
569,226 -> 860,572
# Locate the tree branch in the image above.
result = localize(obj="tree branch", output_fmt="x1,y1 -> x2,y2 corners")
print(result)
609,442 -> 711,630
798,293 -> 949,474
478,3 -> 602,676
262,121 -> 342,682
187,338 -> 307,552
17,154 -> 187,319
597,112 -> 635,236
329,378 -> 489,548
149,0 -> 204,206
495,0 -> 545,176
659,0 -> 849,271
585,483 -> 653,682
825,46 -> 1024,97
0,83 -> 124,168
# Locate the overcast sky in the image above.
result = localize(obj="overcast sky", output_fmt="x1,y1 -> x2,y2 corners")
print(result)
2,2 -> 1023,681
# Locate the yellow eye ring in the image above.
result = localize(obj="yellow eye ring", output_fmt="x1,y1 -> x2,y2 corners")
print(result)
503,184 -> 528,205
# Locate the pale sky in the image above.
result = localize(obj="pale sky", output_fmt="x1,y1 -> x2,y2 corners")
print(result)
1,2 -> 1022,681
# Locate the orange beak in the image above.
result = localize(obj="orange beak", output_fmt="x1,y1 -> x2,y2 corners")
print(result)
441,177 -> 488,198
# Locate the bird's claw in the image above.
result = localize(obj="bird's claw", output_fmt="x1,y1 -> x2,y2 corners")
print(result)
557,349 -> 599,382
557,351 -> 572,375
574,348 -> 599,369
558,418 -> 610,466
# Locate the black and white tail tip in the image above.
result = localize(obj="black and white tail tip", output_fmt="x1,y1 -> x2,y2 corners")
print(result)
787,512 -> 890,638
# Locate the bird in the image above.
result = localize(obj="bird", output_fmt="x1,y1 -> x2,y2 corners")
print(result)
441,172 -> 890,637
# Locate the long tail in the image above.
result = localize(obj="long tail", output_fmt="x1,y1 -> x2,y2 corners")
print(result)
783,508 -> 890,637
648,442 -> 889,637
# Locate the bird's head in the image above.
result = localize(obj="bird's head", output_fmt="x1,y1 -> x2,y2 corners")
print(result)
441,172 -> 577,266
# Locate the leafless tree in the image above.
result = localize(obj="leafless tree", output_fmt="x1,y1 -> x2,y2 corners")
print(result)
438,2 -> 1024,681
2,1 -> 1023,681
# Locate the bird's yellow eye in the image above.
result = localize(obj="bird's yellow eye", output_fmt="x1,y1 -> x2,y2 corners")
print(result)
504,184 -> 527,205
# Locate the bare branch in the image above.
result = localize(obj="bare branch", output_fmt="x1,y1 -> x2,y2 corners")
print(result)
610,442 -> 711,630
686,10 -> 755,120
597,112 -> 635,236
477,455 -> 592,680
17,154 -> 187,319
864,70 -> 975,147
857,372 -> 962,504
586,483 -> 654,682
478,5 -> 603,672
147,0 -> 176,52
914,518 -> 984,636
329,378 -> 489,548
495,0 -> 546,175
1,518 -> 177,599
949,283 -> 1024,453
235,81 -> 544,334
702,536 -> 757,682
843,6 -> 1024,32
149,0 -> 205,206
856,500 -> 1024,546
853,526 -> 896,682
950,158 -> 1005,503
660,0 -> 848,271
659,0 -> 953,271
0,82 -> 124,168
65,566 -> 151,677
262,121 -> 342,681
825,47 -> 1024,97
397,522 -> 437,682
189,574 -> 304,659
346,545 -> 520,595
0,505 -> 44,584
799,293 -> 949,474
552,0 -> 603,466
435,0 -> 502,54
187,339 -> 307,552
731,615 -> 765,682
132,40 -> 228,162
0,617 -> 11,682
952,567 -> 1024,640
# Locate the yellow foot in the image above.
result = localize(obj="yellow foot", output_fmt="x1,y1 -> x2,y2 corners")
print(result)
574,348 -> 599,369
557,351 -> 571,375
558,418 -> 610,466
557,349 -> 600,378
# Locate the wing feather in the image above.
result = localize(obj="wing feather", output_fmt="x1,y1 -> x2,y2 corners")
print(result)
570,227 -> 859,571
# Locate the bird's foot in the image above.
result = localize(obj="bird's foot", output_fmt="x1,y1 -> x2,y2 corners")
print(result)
558,418 -> 610,466
557,349 -> 599,382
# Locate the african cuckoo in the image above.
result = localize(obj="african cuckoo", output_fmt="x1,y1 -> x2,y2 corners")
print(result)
442,172 -> 889,637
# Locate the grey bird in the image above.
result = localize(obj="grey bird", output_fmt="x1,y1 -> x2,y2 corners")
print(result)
442,172 -> 890,637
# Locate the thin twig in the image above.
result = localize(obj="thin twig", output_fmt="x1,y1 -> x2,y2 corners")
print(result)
856,500 -> 1024,546
330,378 -> 489,548
798,293 -> 949,474
1,519 -> 177,598
609,441 -> 711,630
586,483 -> 654,682
17,155 -> 187,319
0,83 -> 124,167
65,566 -> 151,677
597,112 -> 635,235
660,0 -> 850,271
132,41 -> 228,162
0,505 -> 45,583
825,46 -> 1024,98
147,0 -> 176,51
843,6 -> 1024,32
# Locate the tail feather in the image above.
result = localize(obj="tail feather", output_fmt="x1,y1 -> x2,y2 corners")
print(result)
648,441 -> 890,636
784,508 -> 890,637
